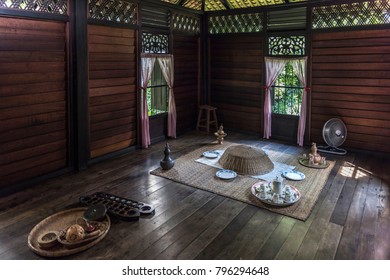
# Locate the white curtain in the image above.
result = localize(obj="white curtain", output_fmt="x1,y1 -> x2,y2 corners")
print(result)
291,57 -> 308,146
140,56 -> 156,148
157,55 -> 176,138
140,54 -> 176,148
263,56 -> 308,145
263,57 -> 288,139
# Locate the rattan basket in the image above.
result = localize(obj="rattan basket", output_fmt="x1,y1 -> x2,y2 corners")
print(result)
218,144 -> 274,175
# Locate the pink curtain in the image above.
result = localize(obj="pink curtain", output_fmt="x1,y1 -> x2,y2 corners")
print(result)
140,56 -> 156,148
157,55 -> 176,138
263,57 -> 288,139
291,57 -> 308,146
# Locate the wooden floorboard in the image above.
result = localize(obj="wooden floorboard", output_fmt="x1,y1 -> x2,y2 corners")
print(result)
155,196 -> 234,260
255,216 -> 297,260
176,199 -> 246,260
134,195 -> 225,260
314,222 -> 343,260
291,153 -> 352,259
335,154 -> 374,259
215,209 -> 276,260
375,156 -> 390,260
0,130 -> 389,260
194,205 -> 259,260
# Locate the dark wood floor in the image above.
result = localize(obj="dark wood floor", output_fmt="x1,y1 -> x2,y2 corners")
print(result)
0,130 -> 389,260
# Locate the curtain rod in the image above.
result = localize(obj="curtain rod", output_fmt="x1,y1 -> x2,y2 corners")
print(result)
141,53 -> 173,58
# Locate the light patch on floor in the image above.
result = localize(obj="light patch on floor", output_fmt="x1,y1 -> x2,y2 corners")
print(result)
340,162 -> 372,179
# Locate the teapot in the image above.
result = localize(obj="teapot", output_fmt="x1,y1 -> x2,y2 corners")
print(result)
272,176 -> 283,196
310,142 -> 322,164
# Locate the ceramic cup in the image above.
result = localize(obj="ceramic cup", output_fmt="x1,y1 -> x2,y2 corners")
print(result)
285,191 -> 292,202
284,186 -> 294,202
258,184 -> 267,199
272,193 -> 280,204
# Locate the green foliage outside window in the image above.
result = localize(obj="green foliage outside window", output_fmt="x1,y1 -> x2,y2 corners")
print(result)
272,62 -> 303,116
147,63 -> 168,116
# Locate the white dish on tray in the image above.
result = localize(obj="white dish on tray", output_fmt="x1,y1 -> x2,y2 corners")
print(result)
282,170 -> 305,181
251,182 -> 301,207
202,150 -> 219,159
216,169 -> 237,180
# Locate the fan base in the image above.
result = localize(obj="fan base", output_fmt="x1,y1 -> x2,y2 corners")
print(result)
317,145 -> 347,155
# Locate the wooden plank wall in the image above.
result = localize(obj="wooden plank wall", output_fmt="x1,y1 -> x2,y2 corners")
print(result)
0,17 -> 68,189
209,35 -> 263,134
311,29 -> 390,153
173,34 -> 199,133
88,25 -> 137,158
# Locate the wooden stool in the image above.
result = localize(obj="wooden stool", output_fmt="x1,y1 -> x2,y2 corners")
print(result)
196,105 -> 218,133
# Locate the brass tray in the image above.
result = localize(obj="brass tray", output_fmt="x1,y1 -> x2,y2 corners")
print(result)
298,158 -> 330,169
27,207 -> 110,257
251,182 -> 301,207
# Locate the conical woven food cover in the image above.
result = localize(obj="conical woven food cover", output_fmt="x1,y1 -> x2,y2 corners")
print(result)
218,145 -> 274,175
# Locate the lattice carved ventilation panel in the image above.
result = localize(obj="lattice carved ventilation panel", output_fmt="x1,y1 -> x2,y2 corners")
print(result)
172,12 -> 200,34
161,0 -> 307,11
229,0 -> 284,9
312,0 -> 390,29
142,33 -> 169,54
268,36 -> 306,56
178,0 -> 226,11
0,0 -> 67,14
209,13 -> 263,34
89,0 -> 137,24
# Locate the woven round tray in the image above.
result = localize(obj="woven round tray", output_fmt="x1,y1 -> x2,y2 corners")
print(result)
218,144 -> 274,175
27,207 -> 110,258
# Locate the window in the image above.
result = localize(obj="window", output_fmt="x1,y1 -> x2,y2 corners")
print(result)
271,61 -> 303,116
141,32 -> 170,116
267,34 -> 305,116
147,62 -> 168,116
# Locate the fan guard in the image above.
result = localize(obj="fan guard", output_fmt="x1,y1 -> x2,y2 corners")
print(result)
317,118 -> 347,155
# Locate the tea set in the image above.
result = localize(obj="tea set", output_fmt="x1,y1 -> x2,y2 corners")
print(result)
254,176 -> 300,206
298,142 -> 329,169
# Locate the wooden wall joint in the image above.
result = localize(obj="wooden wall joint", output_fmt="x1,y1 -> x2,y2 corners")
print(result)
69,0 -> 90,170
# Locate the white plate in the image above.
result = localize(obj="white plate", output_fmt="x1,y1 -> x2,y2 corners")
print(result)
216,169 -> 237,180
282,170 -> 305,181
202,150 -> 219,159
251,182 -> 301,207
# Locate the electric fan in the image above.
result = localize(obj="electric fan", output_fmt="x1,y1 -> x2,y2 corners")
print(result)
317,118 -> 347,155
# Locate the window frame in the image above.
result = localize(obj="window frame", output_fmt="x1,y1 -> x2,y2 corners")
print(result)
141,30 -> 171,117
146,62 -> 169,117
271,61 -> 304,116
266,32 -> 307,117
